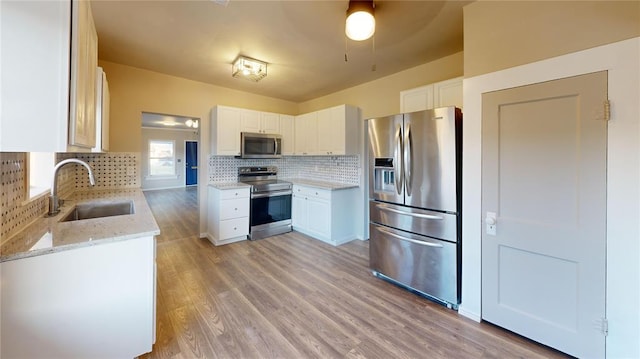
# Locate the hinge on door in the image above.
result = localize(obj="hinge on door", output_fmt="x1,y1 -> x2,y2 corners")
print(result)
601,318 -> 609,336
603,100 -> 611,122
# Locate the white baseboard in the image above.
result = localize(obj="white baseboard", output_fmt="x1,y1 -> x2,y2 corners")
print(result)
204,232 -> 247,246
457,306 -> 481,322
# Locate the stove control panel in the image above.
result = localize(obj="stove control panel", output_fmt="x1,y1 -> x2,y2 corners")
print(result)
238,166 -> 277,176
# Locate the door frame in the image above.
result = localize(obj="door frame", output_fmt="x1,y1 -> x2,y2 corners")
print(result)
184,140 -> 198,187
461,37 -> 640,358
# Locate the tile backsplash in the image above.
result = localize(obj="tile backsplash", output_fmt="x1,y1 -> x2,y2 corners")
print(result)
57,152 -> 140,190
1,152 -> 140,244
3,151 -> 359,243
1,153 -> 48,241
208,155 -> 361,184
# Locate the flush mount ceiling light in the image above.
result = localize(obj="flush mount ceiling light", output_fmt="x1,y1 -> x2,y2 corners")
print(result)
345,0 -> 375,41
185,119 -> 199,129
232,56 -> 267,82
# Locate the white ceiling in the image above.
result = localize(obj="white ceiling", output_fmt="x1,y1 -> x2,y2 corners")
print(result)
91,0 -> 470,103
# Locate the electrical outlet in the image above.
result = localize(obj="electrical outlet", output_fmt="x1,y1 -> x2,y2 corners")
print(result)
126,167 -> 134,176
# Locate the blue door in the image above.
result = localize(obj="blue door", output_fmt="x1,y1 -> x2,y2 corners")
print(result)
185,141 -> 198,186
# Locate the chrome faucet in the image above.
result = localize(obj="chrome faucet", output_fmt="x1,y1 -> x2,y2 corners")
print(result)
48,159 -> 96,216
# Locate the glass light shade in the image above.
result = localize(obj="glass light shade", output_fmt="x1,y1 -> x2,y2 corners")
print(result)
185,119 -> 199,128
345,11 -> 375,41
232,56 -> 267,82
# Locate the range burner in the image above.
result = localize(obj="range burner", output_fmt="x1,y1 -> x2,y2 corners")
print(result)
238,166 -> 292,193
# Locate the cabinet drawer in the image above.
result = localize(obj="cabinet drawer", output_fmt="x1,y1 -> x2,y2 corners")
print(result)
220,198 -> 249,220
219,217 -> 249,239
219,188 -> 250,200
293,186 -> 331,200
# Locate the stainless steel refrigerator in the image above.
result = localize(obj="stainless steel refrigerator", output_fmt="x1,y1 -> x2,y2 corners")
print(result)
367,106 -> 462,308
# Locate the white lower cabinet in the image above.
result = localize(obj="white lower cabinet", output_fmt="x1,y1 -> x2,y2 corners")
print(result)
0,236 -> 156,359
291,184 -> 358,246
207,186 -> 250,245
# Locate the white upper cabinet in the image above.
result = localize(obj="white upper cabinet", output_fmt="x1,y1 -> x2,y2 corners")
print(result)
279,115 -> 295,155
296,104 -> 359,156
294,112 -> 318,155
68,0 -> 98,150
210,104 -> 359,157
238,110 -> 280,134
259,112 -> 280,134
400,76 -> 463,113
238,109 -> 261,133
316,105 -> 359,155
211,106 -> 293,155
400,86 -> 434,113
0,0 -> 99,152
433,77 -> 463,109
210,106 -> 242,156
93,66 -> 110,152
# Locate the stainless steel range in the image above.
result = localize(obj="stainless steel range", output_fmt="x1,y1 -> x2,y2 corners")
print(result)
238,166 -> 292,240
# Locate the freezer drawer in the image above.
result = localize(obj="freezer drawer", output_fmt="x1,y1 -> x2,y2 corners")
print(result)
369,201 -> 458,243
370,223 -> 458,305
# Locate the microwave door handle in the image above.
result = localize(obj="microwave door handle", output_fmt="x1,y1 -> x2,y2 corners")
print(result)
274,138 -> 279,155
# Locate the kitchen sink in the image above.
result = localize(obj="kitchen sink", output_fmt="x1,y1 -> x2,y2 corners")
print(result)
60,200 -> 135,222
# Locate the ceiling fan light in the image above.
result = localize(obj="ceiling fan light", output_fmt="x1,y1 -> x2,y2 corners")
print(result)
345,0 -> 375,41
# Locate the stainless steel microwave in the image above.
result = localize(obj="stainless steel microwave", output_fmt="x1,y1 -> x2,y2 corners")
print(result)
240,132 -> 282,159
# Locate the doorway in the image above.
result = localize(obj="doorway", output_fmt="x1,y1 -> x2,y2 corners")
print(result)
185,140 -> 198,187
481,71 -> 608,357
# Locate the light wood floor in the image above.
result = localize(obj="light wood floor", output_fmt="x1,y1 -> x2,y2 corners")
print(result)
143,187 -> 569,359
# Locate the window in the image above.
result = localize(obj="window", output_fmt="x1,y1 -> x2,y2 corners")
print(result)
149,140 -> 176,177
28,152 -> 54,199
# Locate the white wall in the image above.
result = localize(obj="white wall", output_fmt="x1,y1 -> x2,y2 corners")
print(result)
141,127 -> 199,190
460,38 -> 640,358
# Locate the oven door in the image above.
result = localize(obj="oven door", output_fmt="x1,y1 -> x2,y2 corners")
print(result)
249,190 -> 292,238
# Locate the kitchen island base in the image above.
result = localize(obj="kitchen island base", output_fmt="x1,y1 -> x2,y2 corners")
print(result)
0,235 -> 156,358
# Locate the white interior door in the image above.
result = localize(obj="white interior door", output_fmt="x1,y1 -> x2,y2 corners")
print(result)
481,71 -> 608,358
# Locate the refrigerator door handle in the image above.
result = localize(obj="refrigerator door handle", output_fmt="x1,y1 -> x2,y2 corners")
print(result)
394,124 -> 404,195
376,204 -> 444,220
376,226 -> 443,248
404,123 -> 412,196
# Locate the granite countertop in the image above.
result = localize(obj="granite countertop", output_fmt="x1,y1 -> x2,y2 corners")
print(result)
284,178 -> 359,191
0,189 -> 160,262
208,182 -> 252,190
